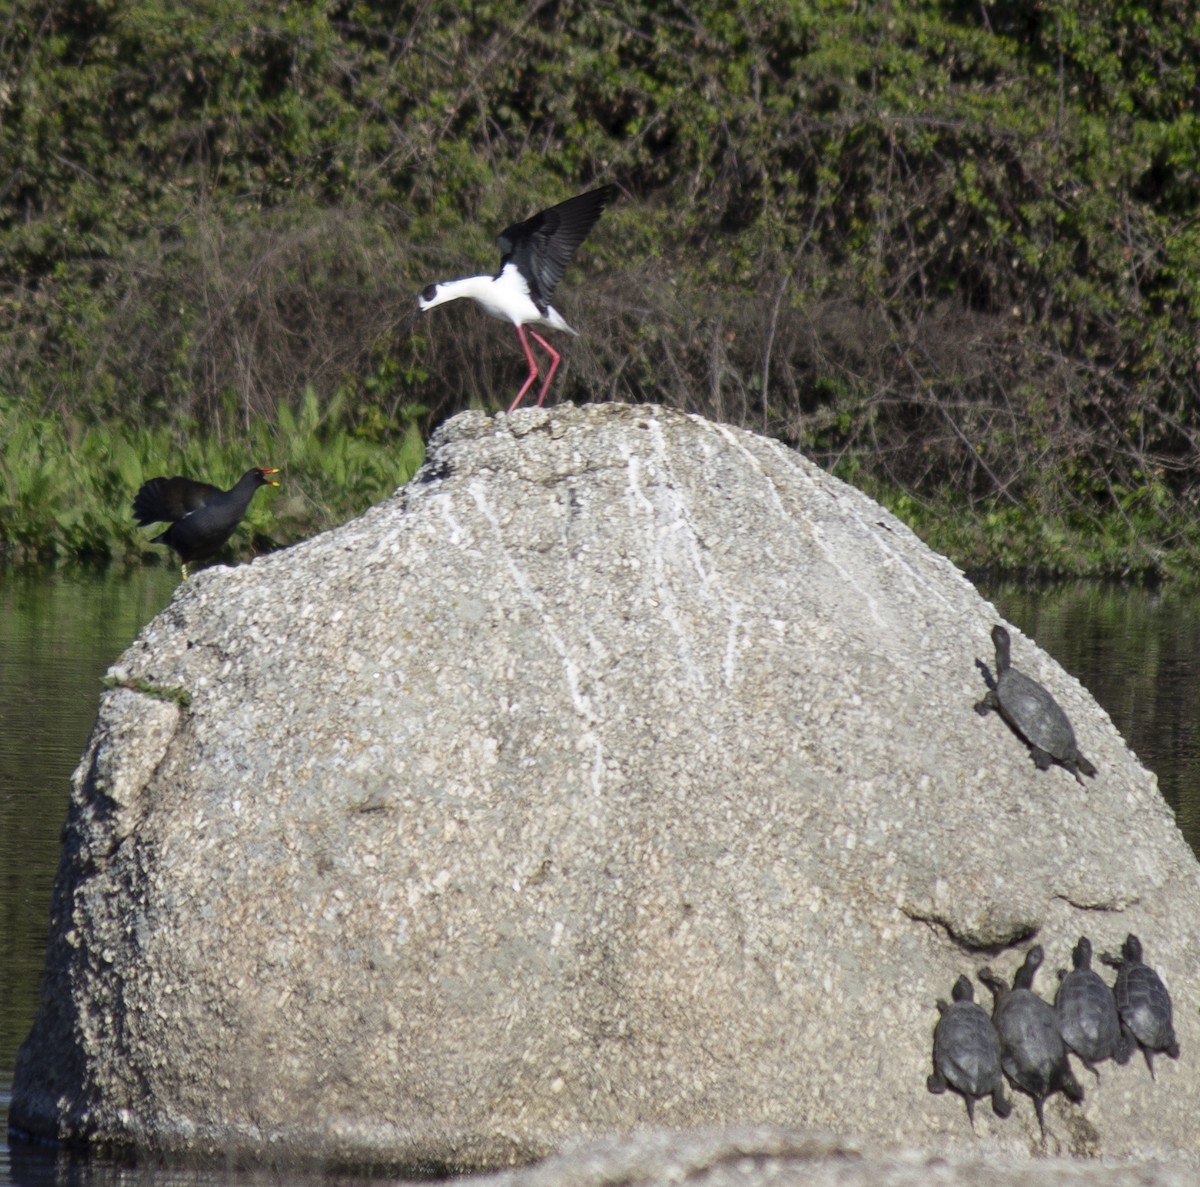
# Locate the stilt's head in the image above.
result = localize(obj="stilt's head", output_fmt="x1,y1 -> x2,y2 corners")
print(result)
418,282 -> 452,313
417,275 -> 495,315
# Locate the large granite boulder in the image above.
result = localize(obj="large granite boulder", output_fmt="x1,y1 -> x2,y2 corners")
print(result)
10,403 -> 1200,1169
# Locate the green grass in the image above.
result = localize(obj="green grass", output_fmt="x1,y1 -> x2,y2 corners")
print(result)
6,381 -> 1200,583
100,675 -> 192,708
861,481 -> 1200,586
0,388 -> 426,564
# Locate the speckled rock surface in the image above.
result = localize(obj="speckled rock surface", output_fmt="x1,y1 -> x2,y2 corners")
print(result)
10,403 -> 1200,1169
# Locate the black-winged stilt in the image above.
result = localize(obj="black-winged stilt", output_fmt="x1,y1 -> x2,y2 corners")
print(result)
417,185 -> 616,412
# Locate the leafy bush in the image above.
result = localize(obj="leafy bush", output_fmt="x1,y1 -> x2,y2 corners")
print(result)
0,388 -> 424,563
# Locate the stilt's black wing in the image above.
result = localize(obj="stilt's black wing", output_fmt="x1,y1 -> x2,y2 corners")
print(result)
497,185 -> 615,305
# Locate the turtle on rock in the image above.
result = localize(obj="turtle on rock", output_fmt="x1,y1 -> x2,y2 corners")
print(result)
974,624 -> 1097,785
979,946 -> 1084,1135
1101,933 -> 1180,1078
927,974 -> 1012,1126
1054,935 -> 1130,1079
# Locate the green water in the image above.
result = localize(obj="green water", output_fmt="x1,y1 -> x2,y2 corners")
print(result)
0,566 -> 178,1079
980,578 -> 1200,851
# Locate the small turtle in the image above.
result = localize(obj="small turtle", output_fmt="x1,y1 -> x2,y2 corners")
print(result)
1054,935 -> 1130,1079
1100,933 -> 1180,1078
928,974 -> 1012,1126
974,624 -> 1097,785
979,946 -> 1083,1134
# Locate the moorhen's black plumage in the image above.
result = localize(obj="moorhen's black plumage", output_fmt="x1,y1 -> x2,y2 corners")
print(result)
133,467 -> 280,577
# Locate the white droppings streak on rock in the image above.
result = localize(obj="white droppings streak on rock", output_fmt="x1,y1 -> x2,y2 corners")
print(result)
619,447 -> 704,691
468,478 -> 605,795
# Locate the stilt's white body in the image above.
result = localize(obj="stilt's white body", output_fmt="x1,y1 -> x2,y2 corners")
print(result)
417,264 -> 577,336
415,185 -> 615,412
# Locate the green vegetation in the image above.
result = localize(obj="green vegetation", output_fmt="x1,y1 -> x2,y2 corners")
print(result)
2,1 -> 1199,577
0,388 -> 425,563
100,675 -> 192,708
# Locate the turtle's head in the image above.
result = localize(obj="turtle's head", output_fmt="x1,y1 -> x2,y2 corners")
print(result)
990,624 -> 1012,672
1011,944 -> 1044,991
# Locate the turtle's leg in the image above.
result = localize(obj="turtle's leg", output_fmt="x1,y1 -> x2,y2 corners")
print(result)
1059,1065 -> 1084,1103
1113,1031 -> 1132,1065
1030,747 -> 1053,771
927,1070 -> 947,1094
1062,759 -> 1084,785
1118,1020 -> 1142,1071
973,690 -> 1000,717
991,1082 -> 1011,1119
975,657 -> 997,691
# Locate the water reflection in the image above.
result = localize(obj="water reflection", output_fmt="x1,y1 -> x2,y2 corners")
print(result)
0,566 -> 178,1081
978,579 -> 1200,853
2,1129 -> 423,1187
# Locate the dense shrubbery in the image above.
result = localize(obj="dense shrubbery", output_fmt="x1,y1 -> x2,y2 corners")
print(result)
2,0 -> 1199,575
0,387 -> 424,563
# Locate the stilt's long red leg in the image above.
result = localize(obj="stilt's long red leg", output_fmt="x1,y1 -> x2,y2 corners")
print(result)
508,325 -> 540,413
529,331 -> 561,407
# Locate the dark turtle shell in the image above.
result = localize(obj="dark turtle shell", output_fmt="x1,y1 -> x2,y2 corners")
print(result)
975,625 -> 1097,785
979,946 -> 1083,1134
1054,935 -> 1129,1077
1101,933 -> 1180,1078
928,975 -> 1011,1125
